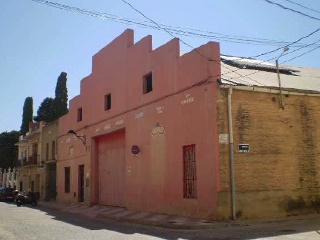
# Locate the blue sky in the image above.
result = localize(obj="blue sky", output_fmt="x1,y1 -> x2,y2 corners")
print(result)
1,0 -> 320,133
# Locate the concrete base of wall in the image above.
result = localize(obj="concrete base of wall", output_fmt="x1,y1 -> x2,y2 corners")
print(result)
216,190 -> 320,220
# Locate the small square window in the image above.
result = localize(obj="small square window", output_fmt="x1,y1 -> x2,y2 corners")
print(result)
105,93 -> 111,111
143,72 -> 153,94
77,107 -> 82,122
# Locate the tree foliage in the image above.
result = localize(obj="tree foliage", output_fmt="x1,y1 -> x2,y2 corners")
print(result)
34,97 -> 55,122
20,97 -> 33,135
34,72 -> 68,123
0,131 -> 19,171
54,72 -> 68,118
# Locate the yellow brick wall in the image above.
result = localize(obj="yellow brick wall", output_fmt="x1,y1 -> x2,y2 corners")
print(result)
217,87 -> 320,219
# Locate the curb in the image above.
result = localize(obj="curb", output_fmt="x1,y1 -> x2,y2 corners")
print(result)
38,202 -> 222,229
38,202 -> 320,230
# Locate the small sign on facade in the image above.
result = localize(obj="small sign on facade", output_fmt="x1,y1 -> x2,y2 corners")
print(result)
238,144 -> 249,152
219,134 -> 229,144
151,123 -> 165,137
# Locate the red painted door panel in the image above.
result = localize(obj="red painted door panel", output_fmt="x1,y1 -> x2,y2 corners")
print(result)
98,130 -> 125,207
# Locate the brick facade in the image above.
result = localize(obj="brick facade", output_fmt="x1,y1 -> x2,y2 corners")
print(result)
217,87 -> 320,219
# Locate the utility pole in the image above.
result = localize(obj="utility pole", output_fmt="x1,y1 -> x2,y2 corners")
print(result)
275,46 -> 289,110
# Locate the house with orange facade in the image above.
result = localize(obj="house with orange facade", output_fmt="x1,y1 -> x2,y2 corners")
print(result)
57,29 -> 320,220
57,29 -> 221,219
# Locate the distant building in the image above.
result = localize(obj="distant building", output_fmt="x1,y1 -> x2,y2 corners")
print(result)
56,29 -> 320,220
16,121 -> 45,198
57,29 -> 221,219
15,120 -> 58,201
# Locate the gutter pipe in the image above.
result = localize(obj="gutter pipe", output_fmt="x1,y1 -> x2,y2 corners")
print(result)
227,87 -> 236,220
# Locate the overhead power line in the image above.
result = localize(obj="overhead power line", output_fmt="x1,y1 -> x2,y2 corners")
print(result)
30,0 -> 320,82
252,27 -> 320,58
262,0 -> 320,21
283,44 -> 320,63
282,38 -> 320,59
30,0 -> 320,74
282,0 -> 320,15
120,0 -> 270,87
120,0 -> 213,60
30,0 -> 320,49
30,0 -> 260,86
120,0 -> 319,82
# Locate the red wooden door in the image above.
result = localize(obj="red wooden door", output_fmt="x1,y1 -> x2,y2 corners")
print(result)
98,130 -> 125,207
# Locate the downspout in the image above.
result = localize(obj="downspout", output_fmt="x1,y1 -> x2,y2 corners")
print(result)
227,87 -> 236,220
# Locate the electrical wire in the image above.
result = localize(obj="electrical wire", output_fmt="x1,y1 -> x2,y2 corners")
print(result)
120,0 -> 210,59
120,0 -> 267,86
29,0 -> 264,85
283,38 -> 320,57
262,0 -> 320,21
29,0 -> 320,49
29,0 -> 320,83
252,27 -> 320,58
283,44 -> 320,63
119,0 -> 320,83
282,0 -> 320,16
119,0 -> 320,82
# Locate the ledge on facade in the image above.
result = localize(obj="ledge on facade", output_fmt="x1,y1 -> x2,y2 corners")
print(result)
18,135 -> 27,142
46,159 -> 57,164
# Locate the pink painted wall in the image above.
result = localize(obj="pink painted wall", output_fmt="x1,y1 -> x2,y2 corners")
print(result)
58,29 -> 221,219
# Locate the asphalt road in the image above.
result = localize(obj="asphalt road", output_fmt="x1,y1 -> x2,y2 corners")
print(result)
0,201 -> 319,240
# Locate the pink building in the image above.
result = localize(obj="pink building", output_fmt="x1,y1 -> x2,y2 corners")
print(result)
57,29 -> 221,219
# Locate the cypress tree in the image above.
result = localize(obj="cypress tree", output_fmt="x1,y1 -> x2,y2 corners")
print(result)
53,72 -> 68,119
20,97 -> 33,135
34,97 -> 55,122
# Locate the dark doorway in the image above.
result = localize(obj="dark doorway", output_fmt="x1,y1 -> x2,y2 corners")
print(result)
48,163 -> 57,200
78,165 -> 85,202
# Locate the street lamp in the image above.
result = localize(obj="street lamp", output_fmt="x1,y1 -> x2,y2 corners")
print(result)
275,46 -> 289,110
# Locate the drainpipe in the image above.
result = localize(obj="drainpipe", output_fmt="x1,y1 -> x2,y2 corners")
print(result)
227,87 -> 236,220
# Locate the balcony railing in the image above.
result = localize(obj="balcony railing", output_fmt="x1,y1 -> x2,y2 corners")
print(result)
25,154 -> 39,166
29,122 -> 40,134
14,159 -> 23,167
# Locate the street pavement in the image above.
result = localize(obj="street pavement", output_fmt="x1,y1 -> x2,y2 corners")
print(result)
37,201 -> 320,237
1,201 -> 320,239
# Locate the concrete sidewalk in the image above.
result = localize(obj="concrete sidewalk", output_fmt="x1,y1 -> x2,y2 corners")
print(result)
37,201 -> 320,230
38,201 -> 225,229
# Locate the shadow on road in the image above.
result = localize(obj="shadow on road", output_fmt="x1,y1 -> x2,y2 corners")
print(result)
5,201 -> 320,240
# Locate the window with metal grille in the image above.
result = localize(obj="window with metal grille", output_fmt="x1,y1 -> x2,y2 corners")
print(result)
183,144 -> 197,199
65,167 -> 70,193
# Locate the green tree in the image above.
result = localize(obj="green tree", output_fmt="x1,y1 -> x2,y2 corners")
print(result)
34,97 -> 55,122
53,72 -> 68,119
20,97 -> 33,135
0,131 -> 19,170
